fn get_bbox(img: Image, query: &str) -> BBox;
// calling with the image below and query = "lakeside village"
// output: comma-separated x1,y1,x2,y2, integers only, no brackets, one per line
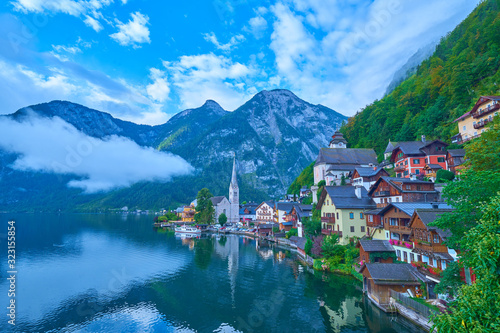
154,96,499,331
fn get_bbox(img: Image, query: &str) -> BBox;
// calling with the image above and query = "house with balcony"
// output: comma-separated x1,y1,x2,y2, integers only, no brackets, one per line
409,208,456,272
255,201,275,223
181,204,196,222
275,202,297,231
351,167,389,191
286,204,312,237
367,177,439,208
317,186,375,244
389,137,448,178
453,96,500,143
239,203,258,224
313,132,378,185
446,149,466,174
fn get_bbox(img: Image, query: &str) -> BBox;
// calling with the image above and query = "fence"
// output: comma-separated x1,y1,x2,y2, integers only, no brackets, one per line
390,290,435,319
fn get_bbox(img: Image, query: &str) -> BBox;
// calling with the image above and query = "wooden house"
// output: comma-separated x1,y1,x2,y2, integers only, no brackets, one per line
454,96,500,143
367,177,439,208
351,166,389,191
408,209,455,271
361,263,422,309
357,239,395,264
446,149,466,174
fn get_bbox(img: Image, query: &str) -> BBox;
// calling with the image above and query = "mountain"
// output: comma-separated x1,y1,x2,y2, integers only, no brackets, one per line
0,89,346,212
384,41,438,96
341,0,500,157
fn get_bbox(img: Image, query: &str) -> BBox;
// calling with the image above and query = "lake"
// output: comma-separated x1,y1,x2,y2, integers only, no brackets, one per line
0,214,427,332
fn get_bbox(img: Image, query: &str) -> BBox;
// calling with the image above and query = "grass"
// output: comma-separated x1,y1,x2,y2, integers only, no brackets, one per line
410,297,441,312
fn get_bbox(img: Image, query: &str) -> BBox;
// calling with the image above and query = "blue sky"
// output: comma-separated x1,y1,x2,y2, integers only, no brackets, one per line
0,0,481,124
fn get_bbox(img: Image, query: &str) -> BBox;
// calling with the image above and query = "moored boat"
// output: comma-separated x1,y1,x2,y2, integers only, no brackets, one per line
175,225,201,234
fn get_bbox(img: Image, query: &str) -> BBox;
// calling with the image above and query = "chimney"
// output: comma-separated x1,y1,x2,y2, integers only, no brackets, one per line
431,203,439,209
410,174,417,181
421,135,426,143
355,186,362,199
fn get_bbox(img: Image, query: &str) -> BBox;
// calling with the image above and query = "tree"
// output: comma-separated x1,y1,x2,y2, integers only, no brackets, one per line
340,174,346,186
194,188,215,224
303,217,321,238
321,234,343,258
436,169,455,183
305,238,313,255
433,261,464,298
241,201,247,205
218,213,227,225
285,228,298,239
432,194,500,332
464,119,500,172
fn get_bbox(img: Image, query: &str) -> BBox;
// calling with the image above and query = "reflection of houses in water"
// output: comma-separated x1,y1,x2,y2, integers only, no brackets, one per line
255,238,274,260
214,235,239,307
320,298,363,332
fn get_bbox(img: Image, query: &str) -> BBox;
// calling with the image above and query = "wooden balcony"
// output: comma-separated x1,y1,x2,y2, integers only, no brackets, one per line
473,103,499,118
374,191,391,197
387,224,411,234
321,217,336,223
322,229,343,237
414,241,449,253
394,165,405,172
473,117,492,129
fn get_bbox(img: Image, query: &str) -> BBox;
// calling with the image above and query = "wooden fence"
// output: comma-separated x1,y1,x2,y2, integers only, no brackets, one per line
390,290,435,319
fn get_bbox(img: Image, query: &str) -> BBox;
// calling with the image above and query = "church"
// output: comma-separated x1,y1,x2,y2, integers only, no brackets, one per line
211,157,240,223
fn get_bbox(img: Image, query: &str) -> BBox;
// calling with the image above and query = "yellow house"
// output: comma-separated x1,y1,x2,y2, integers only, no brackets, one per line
182,205,196,222
317,186,376,245
454,96,500,143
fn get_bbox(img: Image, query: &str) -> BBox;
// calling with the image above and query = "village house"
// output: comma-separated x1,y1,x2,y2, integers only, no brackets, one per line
255,201,275,223
317,186,376,244
367,177,439,208
357,239,395,264
446,149,466,174
293,204,313,237
299,186,312,198
361,263,423,309
383,140,398,161
239,203,258,225
313,132,378,186
351,166,389,191
275,202,297,230
281,204,313,234
409,208,456,271
181,204,196,222
453,96,500,144
389,137,448,178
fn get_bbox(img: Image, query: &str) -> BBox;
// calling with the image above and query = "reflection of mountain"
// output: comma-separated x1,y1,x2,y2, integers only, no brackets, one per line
321,298,363,332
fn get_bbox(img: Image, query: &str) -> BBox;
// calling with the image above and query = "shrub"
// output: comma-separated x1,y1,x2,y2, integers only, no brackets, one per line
436,169,455,183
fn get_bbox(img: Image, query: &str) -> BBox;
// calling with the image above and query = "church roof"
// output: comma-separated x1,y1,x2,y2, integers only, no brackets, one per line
230,156,238,187
210,196,227,206
316,148,377,166
384,141,398,153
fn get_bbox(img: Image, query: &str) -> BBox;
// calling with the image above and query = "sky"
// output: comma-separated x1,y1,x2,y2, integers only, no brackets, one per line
0,0,481,125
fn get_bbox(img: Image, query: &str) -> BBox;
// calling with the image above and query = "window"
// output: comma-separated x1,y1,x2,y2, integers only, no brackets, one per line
349,212,354,219
429,257,433,266
390,218,398,226
361,226,365,232
350,226,355,232
416,185,421,190
405,185,411,190
394,208,398,213
368,215,373,222
413,159,420,164
336,212,339,220
474,131,478,136
425,158,429,164
396,197,399,202
396,250,401,259
404,170,409,176
415,169,420,175
437,157,445,163
403,252,408,262
405,160,408,165
473,121,477,126
463,125,466,131
360,213,364,219
410,253,415,262
433,234,440,243
388,198,392,203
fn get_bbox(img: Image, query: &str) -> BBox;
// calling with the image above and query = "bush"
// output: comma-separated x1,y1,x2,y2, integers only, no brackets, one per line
305,238,313,255
285,228,298,239
436,169,455,183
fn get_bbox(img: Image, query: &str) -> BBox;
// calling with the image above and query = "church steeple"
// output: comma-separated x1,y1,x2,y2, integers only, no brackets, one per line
228,154,239,223
230,156,238,188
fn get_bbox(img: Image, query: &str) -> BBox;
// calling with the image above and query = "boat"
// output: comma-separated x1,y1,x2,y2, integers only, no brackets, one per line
175,225,201,234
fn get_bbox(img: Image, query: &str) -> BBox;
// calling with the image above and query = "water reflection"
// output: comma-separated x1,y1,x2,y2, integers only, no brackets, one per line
0,215,426,333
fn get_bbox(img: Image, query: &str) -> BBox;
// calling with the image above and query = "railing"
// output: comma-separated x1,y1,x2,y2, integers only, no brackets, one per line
388,225,411,234
321,229,342,237
474,117,492,129
374,191,391,197
321,217,335,223
390,290,435,319
394,165,405,172
473,103,499,118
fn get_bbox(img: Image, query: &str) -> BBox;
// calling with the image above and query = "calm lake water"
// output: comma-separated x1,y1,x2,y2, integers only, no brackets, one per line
0,214,427,332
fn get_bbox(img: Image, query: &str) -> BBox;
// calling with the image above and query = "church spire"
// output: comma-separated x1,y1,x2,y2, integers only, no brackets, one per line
230,154,238,188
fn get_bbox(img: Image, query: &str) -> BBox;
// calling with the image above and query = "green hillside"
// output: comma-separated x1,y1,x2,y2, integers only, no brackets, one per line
341,0,500,157
287,161,314,195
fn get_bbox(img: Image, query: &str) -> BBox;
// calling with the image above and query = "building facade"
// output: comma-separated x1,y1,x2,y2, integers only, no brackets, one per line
454,96,500,143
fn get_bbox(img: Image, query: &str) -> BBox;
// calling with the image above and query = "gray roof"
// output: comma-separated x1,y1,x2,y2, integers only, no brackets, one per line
354,166,386,178
414,209,454,239
276,202,297,212
359,239,395,252
426,164,443,170
447,149,466,157
296,204,313,219
394,141,425,155
368,176,437,196
210,196,227,206
239,205,257,215
378,202,453,217
289,236,307,250
315,148,377,166
384,141,398,153
323,186,376,209
362,263,421,284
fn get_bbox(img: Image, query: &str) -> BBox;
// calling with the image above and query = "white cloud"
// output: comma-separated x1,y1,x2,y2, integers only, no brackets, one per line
146,68,170,103
163,53,256,110
246,16,268,39
0,113,193,193
110,12,151,47
202,32,245,52
52,44,82,55
84,14,103,32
